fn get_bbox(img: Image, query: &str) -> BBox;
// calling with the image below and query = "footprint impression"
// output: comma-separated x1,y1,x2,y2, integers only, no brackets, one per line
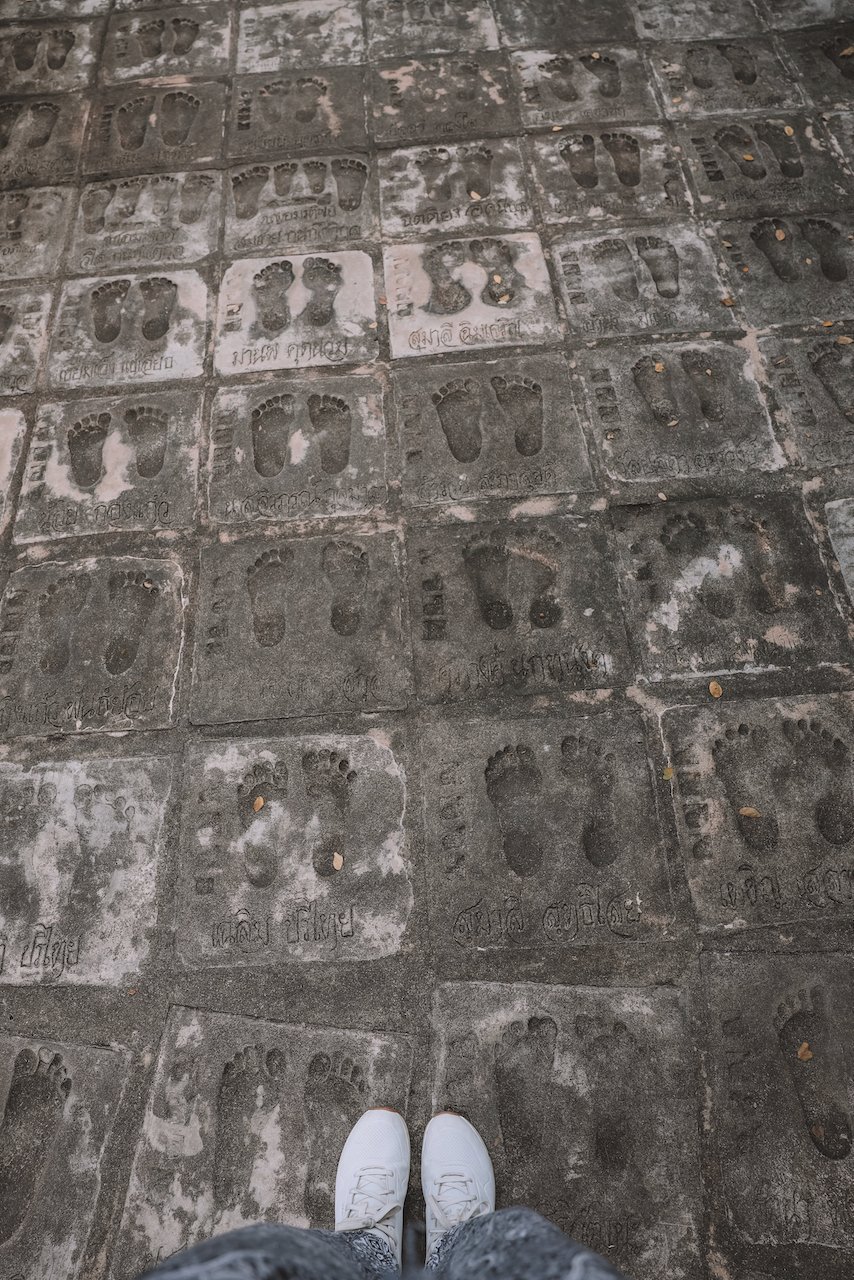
212,1044,288,1217
0,1047,72,1246
303,1052,366,1224
236,758,289,888
37,573,91,675
302,748,357,877
774,986,852,1160
103,570,159,676
430,376,543,464
493,1015,557,1196
321,540,369,637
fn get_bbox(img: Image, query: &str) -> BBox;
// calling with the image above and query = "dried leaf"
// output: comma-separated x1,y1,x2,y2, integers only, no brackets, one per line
671,95,682,104
742,152,754,161
657,491,667,501
654,361,665,372
784,125,795,136
775,229,786,241
721,239,732,247
591,50,600,59
378,295,387,305
470,191,481,200
823,320,835,327
551,124,562,131
837,335,853,345
253,795,264,813
739,806,761,818
841,45,854,56
497,293,510,303
709,680,723,699
721,297,735,307
493,273,502,282
797,1041,814,1062
663,765,674,781
667,418,680,428
332,852,344,871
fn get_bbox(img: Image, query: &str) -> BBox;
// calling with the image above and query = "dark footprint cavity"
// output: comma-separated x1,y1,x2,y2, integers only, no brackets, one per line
236,760,288,886
714,124,766,179
139,276,177,341
431,379,483,463
484,743,544,876
464,539,512,630
136,18,165,58
544,55,578,102
750,218,799,282
415,147,453,202
493,1016,557,1172
559,133,599,190
800,218,848,283
179,172,214,225
67,412,110,488
294,76,326,123
81,184,115,234
272,161,298,198
560,734,620,867
713,722,780,854
491,375,543,457
232,167,269,220
580,51,621,97
302,749,357,877
124,404,168,477
808,340,854,421
171,17,200,55
114,178,145,221
823,33,854,82
459,145,493,199
685,45,715,89
303,160,327,196
258,80,291,131
422,241,471,315
602,131,641,187
681,350,726,423
307,393,352,475
301,256,342,326
45,28,75,71
116,96,153,151
37,574,90,675
0,305,14,345
213,1046,287,1215
0,1048,71,1246
782,717,854,847
90,278,130,344
0,103,23,150
26,101,60,149
246,548,293,648
250,394,294,478
632,354,680,425
105,570,159,675
253,260,295,333
303,1053,366,1223
158,90,200,147
469,238,524,307
591,237,639,301
717,42,757,85
12,29,40,71
757,121,803,178
775,987,852,1160
321,540,369,637
515,530,562,628
635,234,680,298
331,157,367,211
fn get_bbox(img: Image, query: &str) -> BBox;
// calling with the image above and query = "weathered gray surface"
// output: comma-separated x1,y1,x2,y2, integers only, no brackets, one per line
2,0,854,1278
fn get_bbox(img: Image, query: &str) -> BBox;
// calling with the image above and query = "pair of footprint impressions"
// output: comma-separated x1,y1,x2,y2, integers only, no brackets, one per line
559,132,647,190
431,375,543,462
66,405,168,487
386,61,486,107
680,43,760,88
89,277,177,345
704,122,804,181
422,238,525,315
539,52,622,101
0,99,61,151
122,16,200,59
414,145,494,203
113,91,200,151
81,174,214,233
588,234,680,301
247,541,368,645
463,534,561,631
749,217,849,284
231,158,368,220
2,26,75,72
251,392,352,477
235,749,356,881
237,77,329,132
37,570,160,677
253,258,342,333
630,351,727,425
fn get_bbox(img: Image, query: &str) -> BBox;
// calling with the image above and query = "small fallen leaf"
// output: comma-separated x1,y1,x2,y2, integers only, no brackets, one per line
551,124,562,131
332,851,344,871
742,152,754,161
705,368,712,376
797,1041,814,1062
822,320,835,327
493,273,502,282
742,265,750,273
654,360,665,372
253,795,264,813
470,191,481,200
671,95,682,104
127,987,138,996
739,806,761,818
591,50,600,59
497,293,510,303
663,765,674,781
378,295,387,305
841,45,854,56
784,125,795,136
721,239,732,247
657,491,667,501
837,335,853,345
721,297,735,306
775,228,786,241
667,417,680,428
709,680,723,699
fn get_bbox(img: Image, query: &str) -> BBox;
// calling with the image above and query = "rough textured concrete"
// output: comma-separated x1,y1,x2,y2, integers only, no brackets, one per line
0,2,853,1279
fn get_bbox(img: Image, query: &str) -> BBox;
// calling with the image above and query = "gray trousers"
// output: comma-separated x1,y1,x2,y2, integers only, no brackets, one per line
138,1208,628,1279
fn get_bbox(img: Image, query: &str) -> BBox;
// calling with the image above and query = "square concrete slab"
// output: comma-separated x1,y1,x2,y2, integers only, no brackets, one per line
784,26,854,109
758,325,854,469
650,38,805,118
677,115,852,216
826,497,854,605
703,953,854,1246
215,251,379,375
191,531,410,724
392,351,592,507
406,518,630,704
0,1034,129,1278
575,337,785,491
0,92,88,188
492,0,637,48
49,270,208,390
176,731,413,965
0,18,99,93
14,389,200,542
0,285,50,396
634,0,764,38
664,693,854,931
1,0,108,13
110,1006,412,1273
228,67,367,161
764,0,852,30
0,554,185,736
378,138,532,240
420,709,672,949
825,110,854,169
432,982,701,1279
85,83,226,175
612,496,852,680
384,234,560,359
207,375,386,525
225,155,376,256
69,171,221,274
552,221,736,339
365,0,499,59
714,213,854,326
511,46,662,130
0,408,26,533
101,3,230,82
530,126,690,225
237,1,365,72
0,754,171,984
0,185,74,280
371,54,518,146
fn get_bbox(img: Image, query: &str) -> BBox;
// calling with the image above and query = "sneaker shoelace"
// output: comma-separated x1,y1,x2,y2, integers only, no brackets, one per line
428,1171,485,1232
335,1165,402,1248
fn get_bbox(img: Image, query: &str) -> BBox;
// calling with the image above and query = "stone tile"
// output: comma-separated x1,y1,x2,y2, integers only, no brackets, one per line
0,286,50,399
0,554,185,736
0,1034,129,1278
406,518,630,704
0,408,25,535
703,953,854,1245
826,497,854,603
225,155,376,256
384,234,560,359
191,532,410,724
762,0,852,30
575,337,784,491
0,185,73,280
14,389,200,542
176,731,413,966
1,0,108,14
492,0,637,48
432,982,701,1278
677,115,852,216
237,1,365,72
714,212,854,326
511,46,662,130
100,3,230,83
69,171,221,274
650,38,805,118
421,709,673,950
0,754,171,984
111,1007,413,1271
392,351,593,507
378,138,532,240
214,251,379,376
611,496,851,680
49,270,207,391
530,125,690,226
552,221,736,339
85,83,226,175
634,0,764,39
664,694,854,932
0,92,88,188
0,18,100,93
795,33,854,110
228,67,367,161
370,54,517,147
365,0,500,59
824,109,854,169
207,375,386,525
758,325,854,469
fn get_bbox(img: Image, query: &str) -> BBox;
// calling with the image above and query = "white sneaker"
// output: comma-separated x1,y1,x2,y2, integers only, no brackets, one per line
335,1108,410,1269
421,1112,495,1260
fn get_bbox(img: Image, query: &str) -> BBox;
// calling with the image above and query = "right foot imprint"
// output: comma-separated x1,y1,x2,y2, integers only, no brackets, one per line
124,404,168,478
464,539,512,630
808,341,854,421
484,743,544,876
306,393,352,475
774,987,852,1160
104,570,159,675
321,540,369,637
139,276,177,342
490,376,543,457
560,734,620,867
750,218,799,282
331,157,367,211
635,235,680,298
712,722,780,854
301,256,343,326
247,548,293,647
158,90,199,148
0,1048,71,1246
